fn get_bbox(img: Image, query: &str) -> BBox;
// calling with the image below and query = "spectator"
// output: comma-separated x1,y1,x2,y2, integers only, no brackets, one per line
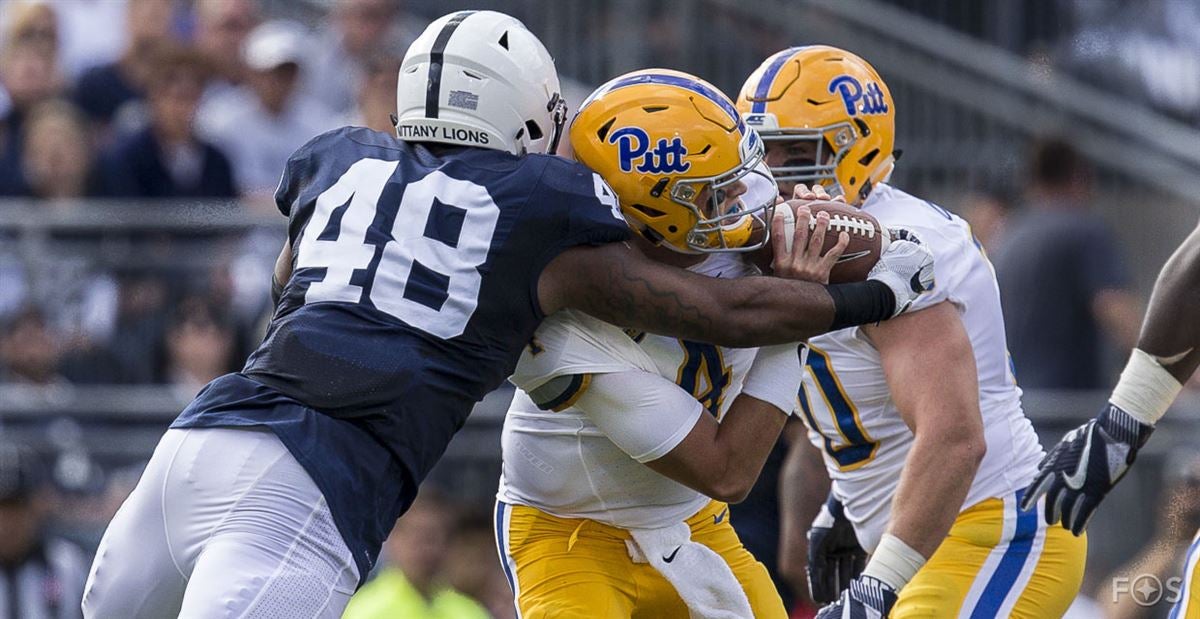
343,492,489,619
0,6,65,196
0,307,65,385
39,0,129,80
992,138,1141,389
1093,449,1200,618
95,43,236,199
443,515,518,619
193,0,260,101
198,20,335,197
347,51,400,133
22,100,100,200
73,0,176,135
0,441,88,618
304,0,421,116
959,187,1015,254
159,296,237,396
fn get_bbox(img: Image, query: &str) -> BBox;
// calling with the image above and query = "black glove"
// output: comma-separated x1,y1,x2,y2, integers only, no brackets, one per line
807,493,867,603
1020,403,1154,535
814,575,899,619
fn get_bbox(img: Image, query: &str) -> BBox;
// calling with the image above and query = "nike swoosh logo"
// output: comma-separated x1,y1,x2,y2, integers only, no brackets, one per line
713,507,729,525
662,546,681,563
1064,427,1094,491
835,250,871,263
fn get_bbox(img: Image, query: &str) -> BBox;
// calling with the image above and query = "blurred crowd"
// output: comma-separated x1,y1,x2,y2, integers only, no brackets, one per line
0,0,421,392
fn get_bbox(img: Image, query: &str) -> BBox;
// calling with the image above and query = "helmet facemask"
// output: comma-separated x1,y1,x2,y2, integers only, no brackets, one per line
759,121,857,200
670,149,776,253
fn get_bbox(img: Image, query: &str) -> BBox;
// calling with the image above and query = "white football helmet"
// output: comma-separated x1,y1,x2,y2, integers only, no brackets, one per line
395,10,567,156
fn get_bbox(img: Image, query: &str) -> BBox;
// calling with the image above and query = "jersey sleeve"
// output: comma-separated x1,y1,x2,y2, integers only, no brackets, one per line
572,370,706,463
886,219,967,314
273,128,353,217
528,156,632,253
510,309,657,396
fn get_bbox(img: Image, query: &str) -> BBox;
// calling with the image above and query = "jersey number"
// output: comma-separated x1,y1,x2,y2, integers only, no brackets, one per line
294,159,500,339
676,341,731,418
798,346,879,470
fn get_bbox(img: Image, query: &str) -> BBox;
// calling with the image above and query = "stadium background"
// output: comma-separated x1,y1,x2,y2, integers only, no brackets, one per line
2,0,1199,617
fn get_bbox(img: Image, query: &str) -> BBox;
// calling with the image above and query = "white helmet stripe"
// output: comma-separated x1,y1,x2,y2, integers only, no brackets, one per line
424,10,476,119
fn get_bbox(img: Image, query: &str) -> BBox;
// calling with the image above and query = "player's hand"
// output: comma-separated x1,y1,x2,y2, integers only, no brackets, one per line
814,575,898,619
866,228,934,317
807,494,867,603
1020,403,1154,535
792,183,844,203
771,189,849,284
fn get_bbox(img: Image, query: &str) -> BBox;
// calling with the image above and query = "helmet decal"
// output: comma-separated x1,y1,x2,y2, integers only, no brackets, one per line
424,10,476,119
605,73,745,134
610,127,690,174
750,47,804,114
828,75,889,117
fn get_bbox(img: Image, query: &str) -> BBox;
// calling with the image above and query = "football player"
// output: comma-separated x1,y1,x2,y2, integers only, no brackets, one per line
737,46,1087,618
1023,224,1200,617
494,69,913,619
81,13,934,617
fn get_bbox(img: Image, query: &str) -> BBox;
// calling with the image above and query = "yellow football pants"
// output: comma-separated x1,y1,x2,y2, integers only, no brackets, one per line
894,489,1087,618
493,499,786,618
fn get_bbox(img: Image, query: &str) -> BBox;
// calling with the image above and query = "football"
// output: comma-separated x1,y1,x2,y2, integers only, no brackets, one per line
804,200,888,284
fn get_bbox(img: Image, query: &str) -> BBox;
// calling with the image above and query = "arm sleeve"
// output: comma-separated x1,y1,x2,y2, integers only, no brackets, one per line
527,157,631,257
572,370,706,463
739,343,805,414
510,309,657,393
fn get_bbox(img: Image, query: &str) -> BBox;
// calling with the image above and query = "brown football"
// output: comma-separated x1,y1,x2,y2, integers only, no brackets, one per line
804,200,888,284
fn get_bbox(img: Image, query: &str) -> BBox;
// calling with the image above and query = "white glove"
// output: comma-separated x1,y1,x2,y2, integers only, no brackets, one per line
867,228,934,317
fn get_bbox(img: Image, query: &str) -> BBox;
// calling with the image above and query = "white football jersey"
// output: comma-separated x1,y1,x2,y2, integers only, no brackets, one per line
800,183,1043,552
499,252,765,528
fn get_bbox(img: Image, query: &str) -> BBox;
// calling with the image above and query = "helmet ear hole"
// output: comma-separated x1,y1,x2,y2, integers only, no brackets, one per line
596,118,615,141
630,203,667,218
524,120,544,140
858,149,879,167
498,31,509,49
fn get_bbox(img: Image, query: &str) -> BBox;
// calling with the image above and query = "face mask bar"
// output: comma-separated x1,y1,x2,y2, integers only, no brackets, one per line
671,148,776,253
545,93,567,153
759,121,858,199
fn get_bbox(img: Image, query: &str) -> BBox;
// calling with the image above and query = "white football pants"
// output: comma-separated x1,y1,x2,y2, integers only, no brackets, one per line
82,427,360,619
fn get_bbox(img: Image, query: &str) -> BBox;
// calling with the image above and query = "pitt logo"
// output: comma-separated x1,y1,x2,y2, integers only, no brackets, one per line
828,75,888,117
610,127,690,174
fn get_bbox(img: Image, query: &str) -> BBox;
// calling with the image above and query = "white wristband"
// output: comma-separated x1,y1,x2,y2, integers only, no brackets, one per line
1110,348,1183,426
862,533,926,591
740,343,804,415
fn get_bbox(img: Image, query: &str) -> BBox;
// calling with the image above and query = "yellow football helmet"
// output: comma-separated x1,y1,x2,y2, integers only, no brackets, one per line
570,69,772,253
736,46,896,205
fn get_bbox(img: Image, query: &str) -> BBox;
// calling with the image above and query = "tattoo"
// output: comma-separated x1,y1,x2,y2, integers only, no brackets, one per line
576,253,718,339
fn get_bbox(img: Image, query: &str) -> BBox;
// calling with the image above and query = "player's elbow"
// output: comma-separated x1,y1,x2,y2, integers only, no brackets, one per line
914,411,986,473
704,465,757,504
941,423,987,472
707,479,753,504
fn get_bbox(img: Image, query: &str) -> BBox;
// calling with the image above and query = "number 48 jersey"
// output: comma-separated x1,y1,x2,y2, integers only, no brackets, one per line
174,127,629,576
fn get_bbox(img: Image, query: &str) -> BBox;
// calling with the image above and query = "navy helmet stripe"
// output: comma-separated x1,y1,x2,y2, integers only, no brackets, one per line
425,10,476,119
751,47,804,114
604,73,745,134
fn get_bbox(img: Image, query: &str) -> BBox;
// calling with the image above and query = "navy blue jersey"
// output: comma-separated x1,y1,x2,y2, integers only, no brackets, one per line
173,127,629,581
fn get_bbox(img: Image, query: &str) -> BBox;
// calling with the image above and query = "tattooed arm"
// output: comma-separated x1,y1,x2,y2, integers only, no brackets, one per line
539,241,838,347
